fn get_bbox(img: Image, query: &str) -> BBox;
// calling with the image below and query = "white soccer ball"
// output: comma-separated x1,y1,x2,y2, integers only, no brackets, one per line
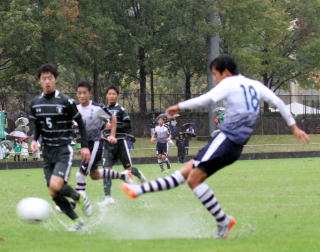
16,197,51,222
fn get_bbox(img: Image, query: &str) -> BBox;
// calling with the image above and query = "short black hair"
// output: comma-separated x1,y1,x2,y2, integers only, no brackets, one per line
209,55,239,75
105,85,119,95
77,81,92,92
37,64,58,79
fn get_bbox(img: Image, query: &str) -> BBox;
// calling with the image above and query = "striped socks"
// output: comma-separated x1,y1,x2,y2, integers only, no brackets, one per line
140,170,185,194
158,159,164,171
98,168,123,180
75,170,87,191
193,183,227,224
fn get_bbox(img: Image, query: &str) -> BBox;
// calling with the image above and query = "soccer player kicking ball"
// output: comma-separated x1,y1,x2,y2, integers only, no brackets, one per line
151,116,172,173
122,55,309,239
30,64,92,231
74,81,134,202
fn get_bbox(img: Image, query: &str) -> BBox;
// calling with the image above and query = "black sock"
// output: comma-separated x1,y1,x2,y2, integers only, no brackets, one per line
53,194,78,220
131,167,142,179
60,184,80,201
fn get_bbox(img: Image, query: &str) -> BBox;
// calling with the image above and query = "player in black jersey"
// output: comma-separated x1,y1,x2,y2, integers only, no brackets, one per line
29,64,92,231
99,85,146,206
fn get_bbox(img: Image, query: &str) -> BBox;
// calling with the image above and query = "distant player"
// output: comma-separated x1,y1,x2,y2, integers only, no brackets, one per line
100,85,146,206
122,55,309,238
29,64,92,231
74,81,134,200
151,116,172,173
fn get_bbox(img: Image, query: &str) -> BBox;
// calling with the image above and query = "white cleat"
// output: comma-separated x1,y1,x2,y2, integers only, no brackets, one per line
55,205,62,213
121,170,135,184
67,220,84,232
97,196,116,207
78,191,93,217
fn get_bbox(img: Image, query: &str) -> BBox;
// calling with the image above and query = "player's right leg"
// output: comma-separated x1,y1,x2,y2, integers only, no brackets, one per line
122,160,192,198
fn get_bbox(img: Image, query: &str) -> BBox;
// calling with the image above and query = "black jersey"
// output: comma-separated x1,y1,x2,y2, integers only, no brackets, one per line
102,103,131,139
29,90,88,147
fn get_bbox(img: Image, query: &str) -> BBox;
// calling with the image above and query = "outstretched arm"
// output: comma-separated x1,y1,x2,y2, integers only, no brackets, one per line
290,124,309,145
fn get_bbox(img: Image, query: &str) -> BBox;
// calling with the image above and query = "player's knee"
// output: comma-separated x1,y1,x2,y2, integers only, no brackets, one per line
187,171,205,189
187,176,200,189
48,185,60,197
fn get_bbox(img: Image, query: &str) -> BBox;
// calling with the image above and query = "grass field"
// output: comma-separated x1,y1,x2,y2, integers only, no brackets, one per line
0,158,320,252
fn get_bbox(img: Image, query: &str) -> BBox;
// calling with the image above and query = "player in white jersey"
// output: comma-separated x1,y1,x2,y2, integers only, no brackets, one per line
73,82,134,204
151,116,172,173
122,55,309,239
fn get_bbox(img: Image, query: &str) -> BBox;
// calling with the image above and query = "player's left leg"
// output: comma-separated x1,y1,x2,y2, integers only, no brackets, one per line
186,132,243,238
187,168,235,239
54,145,93,218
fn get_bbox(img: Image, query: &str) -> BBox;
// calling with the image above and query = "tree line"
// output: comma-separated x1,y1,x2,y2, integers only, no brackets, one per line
0,0,319,113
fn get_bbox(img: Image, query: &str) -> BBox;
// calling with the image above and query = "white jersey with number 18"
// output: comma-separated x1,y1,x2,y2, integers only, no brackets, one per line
179,74,295,145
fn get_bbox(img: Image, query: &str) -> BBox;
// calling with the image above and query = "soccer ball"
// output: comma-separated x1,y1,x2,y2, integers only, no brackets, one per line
16,197,51,222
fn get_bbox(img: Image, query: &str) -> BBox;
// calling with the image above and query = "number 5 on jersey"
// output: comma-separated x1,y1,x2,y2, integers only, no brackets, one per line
46,117,53,128
240,85,260,111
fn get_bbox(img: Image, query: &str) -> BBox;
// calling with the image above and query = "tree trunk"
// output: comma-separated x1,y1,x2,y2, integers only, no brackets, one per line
185,72,192,100
263,73,269,112
139,47,147,113
92,59,98,102
150,70,154,112
206,9,220,134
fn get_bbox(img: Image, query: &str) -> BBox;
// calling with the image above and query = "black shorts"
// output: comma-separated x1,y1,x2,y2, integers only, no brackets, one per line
103,139,132,169
79,140,103,174
194,132,243,177
42,145,74,185
156,142,168,156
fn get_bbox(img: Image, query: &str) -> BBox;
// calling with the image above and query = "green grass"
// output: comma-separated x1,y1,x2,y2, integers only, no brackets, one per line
0,158,319,251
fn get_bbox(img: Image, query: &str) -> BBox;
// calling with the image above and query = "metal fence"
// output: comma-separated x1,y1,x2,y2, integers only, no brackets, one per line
1,91,320,115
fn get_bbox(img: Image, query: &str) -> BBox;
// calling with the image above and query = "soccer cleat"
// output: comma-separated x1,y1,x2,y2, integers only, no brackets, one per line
67,219,84,232
55,205,62,213
215,216,236,239
77,191,93,217
69,199,76,210
161,169,168,174
121,183,142,199
121,170,135,184
97,196,115,207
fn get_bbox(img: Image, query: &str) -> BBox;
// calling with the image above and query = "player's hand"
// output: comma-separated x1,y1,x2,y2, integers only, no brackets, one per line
80,147,91,163
165,104,180,119
31,140,39,153
107,135,117,144
105,123,112,130
150,137,156,142
291,125,309,145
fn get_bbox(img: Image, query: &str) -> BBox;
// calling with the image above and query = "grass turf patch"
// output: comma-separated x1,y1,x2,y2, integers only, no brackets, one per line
0,158,319,251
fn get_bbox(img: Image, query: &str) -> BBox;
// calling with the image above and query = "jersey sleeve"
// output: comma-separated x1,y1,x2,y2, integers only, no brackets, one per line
258,82,296,126
179,82,228,110
97,107,111,122
65,98,81,119
118,107,131,133
28,100,41,141
65,98,88,147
